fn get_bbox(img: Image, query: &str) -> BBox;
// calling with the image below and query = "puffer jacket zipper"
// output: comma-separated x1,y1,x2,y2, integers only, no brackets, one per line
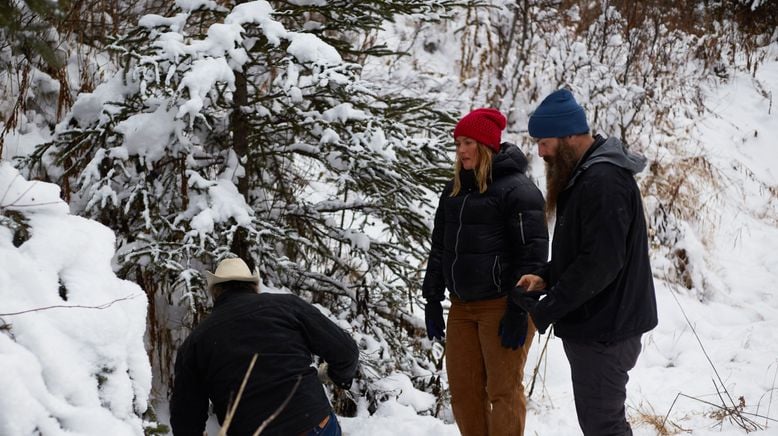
519,212,526,244
450,193,470,299
492,255,502,291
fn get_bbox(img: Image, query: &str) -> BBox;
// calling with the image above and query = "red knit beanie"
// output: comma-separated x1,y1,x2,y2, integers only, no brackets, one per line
453,108,507,152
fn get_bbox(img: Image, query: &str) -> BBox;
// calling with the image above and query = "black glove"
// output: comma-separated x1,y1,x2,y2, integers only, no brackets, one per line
498,299,528,350
424,299,445,340
327,369,353,390
511,286,551,334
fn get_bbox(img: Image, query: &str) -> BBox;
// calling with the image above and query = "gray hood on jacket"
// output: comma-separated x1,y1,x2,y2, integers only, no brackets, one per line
567,136,647,188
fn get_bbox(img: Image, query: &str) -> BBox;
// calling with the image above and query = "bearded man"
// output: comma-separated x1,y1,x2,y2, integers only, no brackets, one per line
512,89,658,436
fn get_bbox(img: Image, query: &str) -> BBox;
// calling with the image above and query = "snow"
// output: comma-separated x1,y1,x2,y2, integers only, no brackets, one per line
177,57,236,123
114,105,177,162
174,0,219,12
67,76,138,129
0,163,151,435
321,103,369,123
287,33,343,66
183,178,254,233
342,229,371,251
1,2,777,435
342,399,459,435
698,58,778,185
0,127,52,164
138,13,188,32
227,1,286,46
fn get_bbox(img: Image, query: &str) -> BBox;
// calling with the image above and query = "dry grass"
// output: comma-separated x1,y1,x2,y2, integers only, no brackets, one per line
630,401,689,436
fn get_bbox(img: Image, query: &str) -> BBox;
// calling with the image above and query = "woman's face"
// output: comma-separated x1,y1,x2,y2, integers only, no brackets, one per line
455,136,480,170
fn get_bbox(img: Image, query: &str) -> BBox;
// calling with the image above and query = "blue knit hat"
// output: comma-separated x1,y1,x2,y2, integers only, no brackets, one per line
528,89,589,138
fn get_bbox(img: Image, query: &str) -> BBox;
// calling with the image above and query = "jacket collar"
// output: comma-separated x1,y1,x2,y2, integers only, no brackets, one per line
565,135,647,189
457,142,530,191
213,289,257,308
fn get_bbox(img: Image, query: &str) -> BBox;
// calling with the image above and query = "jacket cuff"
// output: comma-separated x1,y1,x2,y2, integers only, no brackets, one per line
327,369,353,389
532,263,551,284
530,295,553,334
423,293,445,302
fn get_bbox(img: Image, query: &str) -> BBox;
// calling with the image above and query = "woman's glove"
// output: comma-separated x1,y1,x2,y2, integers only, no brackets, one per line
498,299,528,350
424,299,446,340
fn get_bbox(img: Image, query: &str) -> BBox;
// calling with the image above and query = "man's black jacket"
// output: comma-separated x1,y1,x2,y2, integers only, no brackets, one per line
170,291,359,436
522,135,658,342
422,142,548,302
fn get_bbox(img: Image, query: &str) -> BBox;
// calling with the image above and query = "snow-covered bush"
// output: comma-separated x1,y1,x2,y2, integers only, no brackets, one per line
0,162,151,435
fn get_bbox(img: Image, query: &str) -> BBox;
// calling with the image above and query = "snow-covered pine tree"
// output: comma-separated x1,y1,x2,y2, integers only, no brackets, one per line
24,0,460,413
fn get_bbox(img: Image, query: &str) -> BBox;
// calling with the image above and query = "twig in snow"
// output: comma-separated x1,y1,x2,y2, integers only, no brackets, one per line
662,391,776,431
665,283,764,430
767,361,778,428
709,379,762,431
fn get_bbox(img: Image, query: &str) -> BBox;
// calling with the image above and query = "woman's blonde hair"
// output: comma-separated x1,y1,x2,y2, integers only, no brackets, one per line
451,143,494,196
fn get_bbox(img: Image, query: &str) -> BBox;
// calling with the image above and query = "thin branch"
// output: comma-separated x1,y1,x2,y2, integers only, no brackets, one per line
712,379,763,431
252,375,302,436
661,392,682,429
0,173,22,206
1,180,38,209
0,294,143,316
219,353,258,436
2,200,65,209
527,328,552,398
767,361,778,427
666,284,740,412
662,391,776,430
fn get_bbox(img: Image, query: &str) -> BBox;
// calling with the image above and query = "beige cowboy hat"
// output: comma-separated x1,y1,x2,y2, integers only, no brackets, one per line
205,258,260,291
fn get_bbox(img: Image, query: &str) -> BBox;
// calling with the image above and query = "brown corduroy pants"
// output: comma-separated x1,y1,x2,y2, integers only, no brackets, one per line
446,296,536,436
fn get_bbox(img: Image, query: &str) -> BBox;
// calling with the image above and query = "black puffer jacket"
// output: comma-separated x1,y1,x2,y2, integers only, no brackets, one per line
422,143,548,302
526,135,658,342
170,291,359,436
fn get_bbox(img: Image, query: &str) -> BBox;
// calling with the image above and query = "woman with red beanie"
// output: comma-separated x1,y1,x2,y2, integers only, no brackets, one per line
422,108,548,435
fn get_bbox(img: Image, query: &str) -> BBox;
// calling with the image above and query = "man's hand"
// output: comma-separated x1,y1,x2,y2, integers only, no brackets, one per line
510,286,552,334
517,274,546,291
319,362,353,389
511,287,546,312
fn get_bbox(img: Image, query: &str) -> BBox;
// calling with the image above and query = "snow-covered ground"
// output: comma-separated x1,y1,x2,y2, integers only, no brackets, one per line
1,6,776,435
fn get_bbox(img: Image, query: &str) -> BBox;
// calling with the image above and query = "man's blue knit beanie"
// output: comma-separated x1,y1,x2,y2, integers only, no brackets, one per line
528,89,590,138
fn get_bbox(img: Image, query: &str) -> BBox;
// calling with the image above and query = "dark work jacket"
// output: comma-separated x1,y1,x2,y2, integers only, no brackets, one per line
528,135,658,342
422,142,548,302
169,291,359,436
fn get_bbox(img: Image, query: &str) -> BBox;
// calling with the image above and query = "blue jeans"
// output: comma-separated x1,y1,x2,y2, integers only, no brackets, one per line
303,411,341,436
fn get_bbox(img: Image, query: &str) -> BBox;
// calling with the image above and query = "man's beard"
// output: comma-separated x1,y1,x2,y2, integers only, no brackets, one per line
544,139,580,219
